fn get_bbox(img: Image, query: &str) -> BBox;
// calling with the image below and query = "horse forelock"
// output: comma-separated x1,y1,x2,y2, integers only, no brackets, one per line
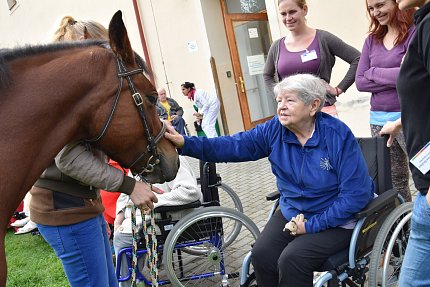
134,52,152,80
0,40,111,90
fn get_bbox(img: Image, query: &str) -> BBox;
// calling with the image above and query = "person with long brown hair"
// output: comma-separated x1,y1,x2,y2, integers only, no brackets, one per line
355,0,415,202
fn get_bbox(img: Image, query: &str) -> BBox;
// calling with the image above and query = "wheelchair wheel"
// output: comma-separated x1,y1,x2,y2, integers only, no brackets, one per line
192,182,243,253
197,182,243,213
368,202,413,287
162,206,260,287
219,183,243,213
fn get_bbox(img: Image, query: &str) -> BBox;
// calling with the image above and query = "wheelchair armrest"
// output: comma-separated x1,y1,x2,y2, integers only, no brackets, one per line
266,191,280,201
154,200,201,213
355,189,398,219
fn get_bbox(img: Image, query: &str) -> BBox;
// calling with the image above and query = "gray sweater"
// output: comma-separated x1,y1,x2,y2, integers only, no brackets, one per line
263,29,360,104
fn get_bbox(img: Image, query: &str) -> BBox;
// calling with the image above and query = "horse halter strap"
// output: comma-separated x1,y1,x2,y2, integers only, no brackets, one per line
116,57,166,174
86,55,165,175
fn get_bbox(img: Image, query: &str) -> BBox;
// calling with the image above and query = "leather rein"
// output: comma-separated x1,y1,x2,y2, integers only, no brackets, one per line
86,56,166,176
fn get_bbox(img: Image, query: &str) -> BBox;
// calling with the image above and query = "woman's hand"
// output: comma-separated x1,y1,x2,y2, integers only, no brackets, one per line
193,112,203,120
324,82,342,97
129,181,163,210
164,122,185,148
292,216,307,235
380,119,402,147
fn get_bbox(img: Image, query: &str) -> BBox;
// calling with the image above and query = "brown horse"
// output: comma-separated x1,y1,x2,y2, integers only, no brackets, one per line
0,11,178,286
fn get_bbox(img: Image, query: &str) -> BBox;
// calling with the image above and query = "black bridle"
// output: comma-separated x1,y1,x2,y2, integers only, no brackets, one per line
86,56,166,175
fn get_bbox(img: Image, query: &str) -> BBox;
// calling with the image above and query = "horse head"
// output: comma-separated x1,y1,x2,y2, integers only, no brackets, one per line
90,11,179,183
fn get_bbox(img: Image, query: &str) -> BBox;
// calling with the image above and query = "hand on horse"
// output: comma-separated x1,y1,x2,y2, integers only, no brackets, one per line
129,181,163,211
164,121,185,148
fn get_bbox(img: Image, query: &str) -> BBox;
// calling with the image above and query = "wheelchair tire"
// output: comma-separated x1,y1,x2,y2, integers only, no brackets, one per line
163,206,260,287
368,202,413,287
218,183,244,213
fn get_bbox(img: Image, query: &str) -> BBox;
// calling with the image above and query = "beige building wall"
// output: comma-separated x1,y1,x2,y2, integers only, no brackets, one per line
138,0,243,135
0,0,142,55
138,0,219,135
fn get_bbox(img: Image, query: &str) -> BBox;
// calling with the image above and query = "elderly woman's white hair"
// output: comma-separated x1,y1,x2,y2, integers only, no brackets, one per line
274,74,326,111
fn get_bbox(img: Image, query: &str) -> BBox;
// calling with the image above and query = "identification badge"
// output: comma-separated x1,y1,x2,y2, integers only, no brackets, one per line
410,141,430,174
300,50,318,63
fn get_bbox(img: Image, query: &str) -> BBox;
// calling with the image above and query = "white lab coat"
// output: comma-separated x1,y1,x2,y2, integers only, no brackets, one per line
193,89,220,138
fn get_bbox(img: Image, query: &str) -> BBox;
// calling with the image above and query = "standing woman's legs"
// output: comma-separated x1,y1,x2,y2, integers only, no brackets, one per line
398,192,430,286
99,214,118,286
201,100,220,138
37,214,118,287
371,124,411,201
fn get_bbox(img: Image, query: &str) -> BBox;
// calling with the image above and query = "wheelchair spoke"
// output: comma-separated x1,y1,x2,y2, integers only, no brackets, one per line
368,202,413,287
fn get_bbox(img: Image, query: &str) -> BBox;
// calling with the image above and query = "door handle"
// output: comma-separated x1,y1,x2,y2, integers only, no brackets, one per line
239,76,245,93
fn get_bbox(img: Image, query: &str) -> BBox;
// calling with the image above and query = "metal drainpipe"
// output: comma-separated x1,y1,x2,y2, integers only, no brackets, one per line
132,0,155,86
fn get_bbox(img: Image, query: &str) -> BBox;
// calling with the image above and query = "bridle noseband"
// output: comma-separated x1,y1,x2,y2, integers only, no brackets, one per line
86,55,166,176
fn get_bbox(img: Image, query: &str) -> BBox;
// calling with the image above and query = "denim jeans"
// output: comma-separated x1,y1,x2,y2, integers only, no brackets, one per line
37,214,118,287
398,192,430,286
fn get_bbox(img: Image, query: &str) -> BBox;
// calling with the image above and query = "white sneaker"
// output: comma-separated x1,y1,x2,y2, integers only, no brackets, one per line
10,217,30,228
14,220,37,235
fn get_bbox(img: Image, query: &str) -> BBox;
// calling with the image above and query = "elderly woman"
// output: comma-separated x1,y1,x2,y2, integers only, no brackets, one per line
165,73,374,287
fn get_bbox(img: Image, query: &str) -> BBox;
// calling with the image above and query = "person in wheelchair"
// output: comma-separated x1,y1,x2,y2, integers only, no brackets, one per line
156,87,187,135
113,156,202,287
165,73,374,287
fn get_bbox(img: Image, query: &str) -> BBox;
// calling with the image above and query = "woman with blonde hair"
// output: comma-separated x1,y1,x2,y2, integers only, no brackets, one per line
263,0,360,117
53,16,108,41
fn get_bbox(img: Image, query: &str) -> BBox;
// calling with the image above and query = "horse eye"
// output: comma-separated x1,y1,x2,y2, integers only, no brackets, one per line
147,93,158,105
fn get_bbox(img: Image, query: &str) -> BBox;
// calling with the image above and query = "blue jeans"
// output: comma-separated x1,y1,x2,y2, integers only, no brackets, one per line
37,214,118,287
398,192,430,286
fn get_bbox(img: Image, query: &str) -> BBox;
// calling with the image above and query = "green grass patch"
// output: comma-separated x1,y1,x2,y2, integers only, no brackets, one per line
5,229,68,287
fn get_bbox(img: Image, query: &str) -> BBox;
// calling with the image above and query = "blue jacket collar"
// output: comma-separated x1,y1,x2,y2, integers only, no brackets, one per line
282,112,322,147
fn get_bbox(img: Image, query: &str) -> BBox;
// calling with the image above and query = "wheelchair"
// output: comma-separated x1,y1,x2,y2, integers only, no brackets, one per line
115,161,259,286
240,136,413,287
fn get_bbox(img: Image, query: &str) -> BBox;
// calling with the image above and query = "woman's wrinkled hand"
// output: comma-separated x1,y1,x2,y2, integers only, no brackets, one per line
164,122,185,148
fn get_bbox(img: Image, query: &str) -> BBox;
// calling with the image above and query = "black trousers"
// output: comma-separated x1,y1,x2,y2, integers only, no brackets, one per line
251,210,353,287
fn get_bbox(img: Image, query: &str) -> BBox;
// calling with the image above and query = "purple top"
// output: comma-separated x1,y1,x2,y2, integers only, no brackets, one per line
355,27,416,112
277,34,321,79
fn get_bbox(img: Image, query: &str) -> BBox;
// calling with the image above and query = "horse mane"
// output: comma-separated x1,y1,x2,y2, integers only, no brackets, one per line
0,40,108,89
0,40,151,90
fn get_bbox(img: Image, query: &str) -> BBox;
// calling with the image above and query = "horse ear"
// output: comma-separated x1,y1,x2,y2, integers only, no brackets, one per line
109,10,135,65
